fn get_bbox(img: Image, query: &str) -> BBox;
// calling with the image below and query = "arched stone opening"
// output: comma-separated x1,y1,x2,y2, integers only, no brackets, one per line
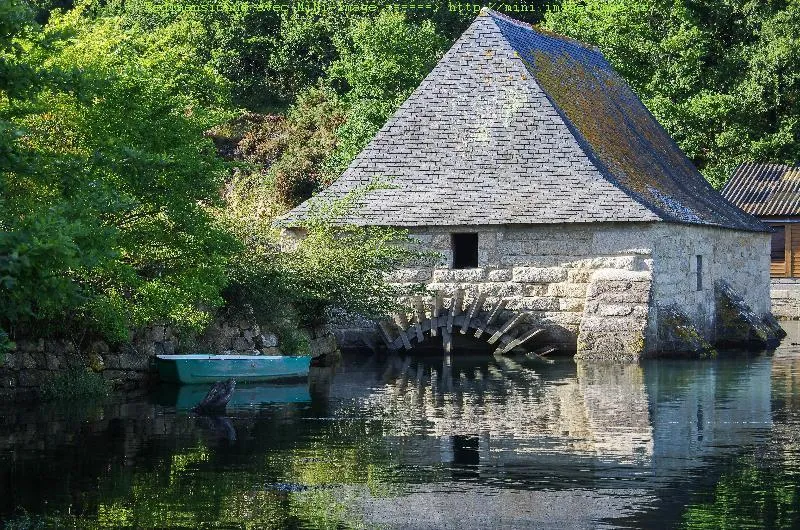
377,289,557,358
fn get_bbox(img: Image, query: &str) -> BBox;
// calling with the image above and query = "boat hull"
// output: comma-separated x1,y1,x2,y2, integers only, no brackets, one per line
156,354,311,384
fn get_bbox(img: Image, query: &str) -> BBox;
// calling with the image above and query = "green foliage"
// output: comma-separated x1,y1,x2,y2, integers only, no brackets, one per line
39,367,111,400
682,456,800,529
101,0,288,109
1,3,239,342
252,86,347,207
544,0,800,188
99,0,482,110
3,1,443,359
2,510,55,530
208,85,347,211
328,10,444,103
266,9,341,106
0,0,35,83
323,10,446,179
224,181,429,331
210,10,447,209
282,181,430,325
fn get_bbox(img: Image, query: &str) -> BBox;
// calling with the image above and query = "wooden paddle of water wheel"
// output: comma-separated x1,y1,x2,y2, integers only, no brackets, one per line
376,289,556,359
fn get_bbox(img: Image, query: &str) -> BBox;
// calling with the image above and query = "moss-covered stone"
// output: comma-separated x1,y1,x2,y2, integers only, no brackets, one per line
656,305,716,358
715,280,786,349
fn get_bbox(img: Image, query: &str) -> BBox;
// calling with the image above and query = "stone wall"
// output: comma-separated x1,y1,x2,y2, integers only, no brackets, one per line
382,223,655,353
647,224,771,345
354,222,772,359
770,278,800,319
1,319,339,400
576,269,652,362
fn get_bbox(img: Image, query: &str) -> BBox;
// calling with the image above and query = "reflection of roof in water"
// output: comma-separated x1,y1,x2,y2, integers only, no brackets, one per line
281,10,766,232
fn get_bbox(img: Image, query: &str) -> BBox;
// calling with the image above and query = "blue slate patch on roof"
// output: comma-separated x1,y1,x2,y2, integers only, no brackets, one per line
280,9,767,233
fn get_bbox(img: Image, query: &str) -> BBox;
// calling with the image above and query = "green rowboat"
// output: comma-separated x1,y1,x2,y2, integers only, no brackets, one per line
156,354,311,384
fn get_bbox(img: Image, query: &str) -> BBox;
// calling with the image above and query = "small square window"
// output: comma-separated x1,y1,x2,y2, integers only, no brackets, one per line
452,233,478,269
696,255,703,291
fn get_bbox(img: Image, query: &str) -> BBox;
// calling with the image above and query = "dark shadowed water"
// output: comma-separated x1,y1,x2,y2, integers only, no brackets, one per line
2,330,800,529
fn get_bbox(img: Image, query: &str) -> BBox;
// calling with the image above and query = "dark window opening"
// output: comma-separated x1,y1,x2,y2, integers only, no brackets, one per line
452,233,479,269
771,226,786,262
696,255,703,291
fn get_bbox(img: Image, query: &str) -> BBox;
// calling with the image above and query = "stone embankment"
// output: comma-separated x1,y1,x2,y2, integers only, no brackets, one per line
771,279,800,319
0,319,339,400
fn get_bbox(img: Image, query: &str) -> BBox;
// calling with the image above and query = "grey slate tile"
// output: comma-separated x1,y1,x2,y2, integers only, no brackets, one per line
280,9,766,233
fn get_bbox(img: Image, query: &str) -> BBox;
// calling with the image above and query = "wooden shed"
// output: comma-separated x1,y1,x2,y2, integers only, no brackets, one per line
722,163,800,278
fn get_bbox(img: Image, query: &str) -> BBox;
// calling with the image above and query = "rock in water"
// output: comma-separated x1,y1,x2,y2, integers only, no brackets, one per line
715,280,786,349
191,379,236,414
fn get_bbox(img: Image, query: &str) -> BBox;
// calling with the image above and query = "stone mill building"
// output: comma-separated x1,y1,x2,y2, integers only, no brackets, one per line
281,9,783,360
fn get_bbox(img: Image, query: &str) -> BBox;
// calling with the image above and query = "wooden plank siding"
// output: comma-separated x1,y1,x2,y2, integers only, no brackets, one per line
770,224,786,277
770,260,786,277
769,222,800,278
792,225,800,276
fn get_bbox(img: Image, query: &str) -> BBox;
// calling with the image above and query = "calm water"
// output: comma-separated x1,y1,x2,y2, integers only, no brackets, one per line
1,334,799,529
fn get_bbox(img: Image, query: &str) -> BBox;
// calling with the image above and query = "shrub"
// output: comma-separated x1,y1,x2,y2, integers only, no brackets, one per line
39,368,111,401
224,180,431,332
1,6,240,343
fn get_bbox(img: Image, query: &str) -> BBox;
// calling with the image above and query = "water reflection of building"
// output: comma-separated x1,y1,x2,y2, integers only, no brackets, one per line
341,355,654,464
645,357,773,482
335,353,775,482
328,353,777,528
771,347,800,464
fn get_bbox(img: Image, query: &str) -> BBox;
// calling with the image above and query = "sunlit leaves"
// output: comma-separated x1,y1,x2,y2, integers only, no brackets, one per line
1,3,238,341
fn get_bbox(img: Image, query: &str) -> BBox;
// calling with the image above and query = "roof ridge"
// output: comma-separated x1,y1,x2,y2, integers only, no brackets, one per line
480,11,665,224
485,12,670,223
484,8,603,55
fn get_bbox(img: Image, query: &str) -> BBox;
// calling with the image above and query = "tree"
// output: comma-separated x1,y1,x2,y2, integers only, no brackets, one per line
1,4,239,342
544,0,800,188
215,9,449,211
223,181,430,354
323,9,447,181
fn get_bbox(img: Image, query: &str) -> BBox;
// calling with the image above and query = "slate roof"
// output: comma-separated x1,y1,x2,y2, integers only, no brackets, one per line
721,162,800,217
280,9,767,232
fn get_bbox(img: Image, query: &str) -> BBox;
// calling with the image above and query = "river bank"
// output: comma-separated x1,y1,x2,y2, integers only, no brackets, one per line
0,319,339,401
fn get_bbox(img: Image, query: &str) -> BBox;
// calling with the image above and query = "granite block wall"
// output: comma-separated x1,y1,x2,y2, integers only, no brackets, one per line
375,222,772,358
770,278,800,319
